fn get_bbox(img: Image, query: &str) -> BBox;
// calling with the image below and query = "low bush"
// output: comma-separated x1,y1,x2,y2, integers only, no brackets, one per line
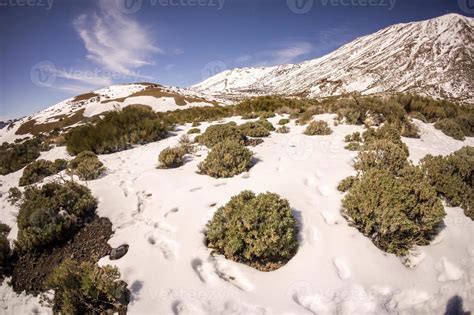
205,191,298,271
278,118,290,125
19,159,67,186
198,140,253,178
16,181,97,251
345,142,361,151
191,121,201,127
434,119,466,141
354,140,409,175
362,124,408,153
44,259,129,314
239,121,270,138
66,106,170,155
342,168,445,256
178,134,194,154
276,126,290,134
304,120,333,136
345,132,361,143
420,146,473,219
400,120,421,138
7,187,22,205
337,176,356,192
198,123,246,148
158,146,186,169
68,151,105,181
0,223,11,277
0,138,44,175
187,128,201,134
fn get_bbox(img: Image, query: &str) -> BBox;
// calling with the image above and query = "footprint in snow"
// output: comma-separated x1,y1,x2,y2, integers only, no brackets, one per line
333,258,351,280
190,187,203,192
165,207,179,217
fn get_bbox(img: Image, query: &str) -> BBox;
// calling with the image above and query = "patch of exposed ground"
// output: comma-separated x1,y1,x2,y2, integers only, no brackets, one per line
10,216,113,295
15,109,86,136
103,86,219,106
73,92,99,103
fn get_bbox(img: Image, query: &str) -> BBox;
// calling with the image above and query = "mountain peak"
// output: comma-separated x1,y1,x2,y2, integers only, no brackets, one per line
192,14,474,103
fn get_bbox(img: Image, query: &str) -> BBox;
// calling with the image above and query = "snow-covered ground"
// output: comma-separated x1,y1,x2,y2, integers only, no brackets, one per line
1,115,473,314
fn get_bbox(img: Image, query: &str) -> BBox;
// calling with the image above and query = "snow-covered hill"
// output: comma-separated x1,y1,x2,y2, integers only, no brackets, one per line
192,14,474,103
0,83,224,143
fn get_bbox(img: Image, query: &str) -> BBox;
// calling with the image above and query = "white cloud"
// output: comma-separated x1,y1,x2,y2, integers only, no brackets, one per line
73,0,161,78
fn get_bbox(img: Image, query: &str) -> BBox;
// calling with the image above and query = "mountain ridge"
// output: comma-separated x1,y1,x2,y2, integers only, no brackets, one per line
191,13,474,103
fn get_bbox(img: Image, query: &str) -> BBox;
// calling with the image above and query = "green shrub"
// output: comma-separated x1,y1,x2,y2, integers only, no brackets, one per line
276,126,290,134
191,121,201,127
0,223,11,277
205,191,298,271
278,118,290,125
400,120,421,138
345,132,361,143
258,111,276,119
434,119,466,141
68,151,105,181
19,159,67,186
337,176,356,192
44,259,129,314
342,168,445,256
178,134,195,154
420,146,473,219
187,128,201,134
16,181,97,251
198,140,253,178
0,138,43,175
66,106,170,155
158,146,186,169
239,120,272,138
241,112,259,120
362,124,407,151
354,140,409,175
345,142,361,151
7,187,22,205
304,120,333,136
198,123,246,148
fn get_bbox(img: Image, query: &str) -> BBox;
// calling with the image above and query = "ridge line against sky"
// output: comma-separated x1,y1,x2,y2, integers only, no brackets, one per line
0,0,472,120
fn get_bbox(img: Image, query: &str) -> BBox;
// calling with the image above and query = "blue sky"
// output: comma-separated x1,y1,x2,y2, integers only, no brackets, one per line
0,0,471,119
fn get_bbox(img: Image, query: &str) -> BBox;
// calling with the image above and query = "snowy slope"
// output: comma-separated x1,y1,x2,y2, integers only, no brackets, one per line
192,14,474,103
0,83,222,144
1,116,473,314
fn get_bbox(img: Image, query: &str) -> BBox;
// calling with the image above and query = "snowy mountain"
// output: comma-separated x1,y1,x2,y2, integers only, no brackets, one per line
192,14,474,103
0,83,224,143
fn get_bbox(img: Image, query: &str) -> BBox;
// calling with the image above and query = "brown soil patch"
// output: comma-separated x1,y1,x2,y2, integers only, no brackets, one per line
16,109,86,136
103,86,219,107
10,216,113,295
73,92,99,103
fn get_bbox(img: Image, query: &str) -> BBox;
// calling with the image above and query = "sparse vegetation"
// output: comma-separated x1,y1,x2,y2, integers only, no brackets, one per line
337,176,356,192
198,140,253,178
304,120,333,136
158,146,186,169
197,123,246,148
0,223,11,277
19,159,67,186
434,119,466,141
43,259,129,314
7,187,22,205
354,140,409,175
278,118,290,125
16,181,97,251
68,151,105,181
66,106,170,155
239,119,274,138
187,128,201,134
420,146,473,220
342,168,445,256
0,138,44,175
205,191,298,271
276,126,290,134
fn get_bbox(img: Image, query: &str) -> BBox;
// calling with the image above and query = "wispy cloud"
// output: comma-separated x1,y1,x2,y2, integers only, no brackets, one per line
45,0,161,93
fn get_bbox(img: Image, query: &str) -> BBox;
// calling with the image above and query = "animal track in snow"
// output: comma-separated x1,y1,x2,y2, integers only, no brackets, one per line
211,257,254,291
165,207,179,217
333,258,351,280
190,187,203,192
